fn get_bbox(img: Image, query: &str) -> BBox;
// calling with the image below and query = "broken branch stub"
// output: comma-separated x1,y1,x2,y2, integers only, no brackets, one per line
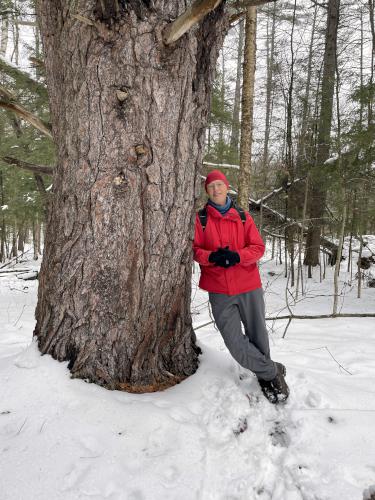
163,0,223,45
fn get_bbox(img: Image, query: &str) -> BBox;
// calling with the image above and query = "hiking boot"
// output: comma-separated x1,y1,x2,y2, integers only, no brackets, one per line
258,378,278,404
270,362,289,403
258,363,289,404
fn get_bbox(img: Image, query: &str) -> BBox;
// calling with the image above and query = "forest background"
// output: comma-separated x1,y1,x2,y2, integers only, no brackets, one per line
1,0,374,274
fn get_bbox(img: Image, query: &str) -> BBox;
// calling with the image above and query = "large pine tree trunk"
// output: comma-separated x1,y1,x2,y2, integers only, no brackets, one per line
35,1,227,392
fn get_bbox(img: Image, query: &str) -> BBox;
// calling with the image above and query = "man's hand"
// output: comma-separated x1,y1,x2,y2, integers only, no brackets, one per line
209,247,240,268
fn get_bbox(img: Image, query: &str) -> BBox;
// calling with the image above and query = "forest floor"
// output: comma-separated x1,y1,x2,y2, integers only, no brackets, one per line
1,244,375,500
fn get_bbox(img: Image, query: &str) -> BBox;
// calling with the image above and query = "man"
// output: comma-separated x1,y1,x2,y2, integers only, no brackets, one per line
193,169,289,404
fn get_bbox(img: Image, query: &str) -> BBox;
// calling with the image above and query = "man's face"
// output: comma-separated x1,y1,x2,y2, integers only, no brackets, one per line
206,180,228,206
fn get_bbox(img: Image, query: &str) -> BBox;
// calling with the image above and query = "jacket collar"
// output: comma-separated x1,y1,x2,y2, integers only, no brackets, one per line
206,202,241,220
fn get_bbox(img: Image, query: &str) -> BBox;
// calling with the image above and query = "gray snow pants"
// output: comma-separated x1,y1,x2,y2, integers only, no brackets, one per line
209,288,277,381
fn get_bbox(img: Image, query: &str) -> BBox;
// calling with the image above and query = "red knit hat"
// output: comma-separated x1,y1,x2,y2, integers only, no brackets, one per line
205,170,229,192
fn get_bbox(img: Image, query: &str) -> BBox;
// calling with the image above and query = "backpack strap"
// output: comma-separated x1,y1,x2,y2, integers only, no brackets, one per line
198,201,246,232
233,202,246,225
198,206,208,231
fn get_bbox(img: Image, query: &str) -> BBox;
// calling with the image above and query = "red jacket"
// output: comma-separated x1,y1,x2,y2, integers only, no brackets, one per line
193,204,265,295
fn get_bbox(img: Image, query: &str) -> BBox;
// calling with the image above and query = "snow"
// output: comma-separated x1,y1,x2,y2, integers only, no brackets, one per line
203,161,240,170
324,155,338,165
1,250,375,500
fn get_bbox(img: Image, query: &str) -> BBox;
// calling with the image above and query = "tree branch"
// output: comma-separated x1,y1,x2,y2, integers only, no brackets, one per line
230,0,277,9
194,312,375,330
309,0,328,9
229,11,246,24
0,56,47,99
163,0,223,45
268,313,375,319
163,0,279,44
2,156,54,175
29,57,45,70
0,86,52,138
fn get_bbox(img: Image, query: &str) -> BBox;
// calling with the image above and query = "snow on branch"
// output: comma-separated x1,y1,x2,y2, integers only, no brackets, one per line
203,161,239,170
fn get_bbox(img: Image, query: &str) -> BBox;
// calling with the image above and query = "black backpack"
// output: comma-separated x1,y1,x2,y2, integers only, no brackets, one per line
198,201,246,231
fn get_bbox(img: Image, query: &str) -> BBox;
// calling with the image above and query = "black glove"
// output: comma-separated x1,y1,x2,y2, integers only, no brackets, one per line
209,247,240,268
209,247,228,267
224,249,240,267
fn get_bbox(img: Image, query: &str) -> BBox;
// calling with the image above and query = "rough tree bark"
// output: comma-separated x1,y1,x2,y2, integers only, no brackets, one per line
229,18,244,158
218,48,226,163
34,0,227,392
304,0,340,266
238,5,257,209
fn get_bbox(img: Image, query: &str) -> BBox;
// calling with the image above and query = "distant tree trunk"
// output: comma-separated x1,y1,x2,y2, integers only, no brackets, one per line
230,19,244,159
34,21,42,81
0,171,5,262
0,14,9,56
18,221,26,252
285,0,297,287
11,10,20,66
218,49,225,163
332,56,344,316
33,217,41,260
360,6,364,126
357,234,363,298
238,6,257,209
34,1,227,392
262,1,276,181
368,0,375,124
11,225,17,258
304,0,340,266
37,219,42,255
296,2,317,171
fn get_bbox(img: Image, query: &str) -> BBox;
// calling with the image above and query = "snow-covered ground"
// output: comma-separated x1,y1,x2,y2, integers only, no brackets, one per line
1,248,375,500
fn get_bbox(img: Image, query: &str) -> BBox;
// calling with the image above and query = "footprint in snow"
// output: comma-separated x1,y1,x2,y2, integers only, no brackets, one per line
269,420,290,447
61,462,91,491
168,406,194,423
14,350,38,369
304,390,322,408
127,490,145,500
144,425,173,458
160,464,182,489
152,400,170,409
77,435,104,457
